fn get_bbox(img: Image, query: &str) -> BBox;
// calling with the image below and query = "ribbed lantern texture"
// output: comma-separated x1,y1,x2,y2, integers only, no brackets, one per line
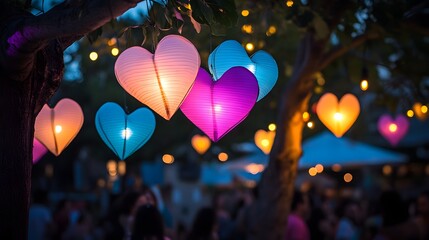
181,67,259,142
377,114,409,146
191,134,211,155
208,40,278,101
316,93,360,138
33,138,47,164
115,35,200,120
95,102,156,160
35,98,84,156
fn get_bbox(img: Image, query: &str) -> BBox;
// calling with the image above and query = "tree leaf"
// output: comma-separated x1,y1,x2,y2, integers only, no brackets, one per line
190,0,238,32
86,26,102,44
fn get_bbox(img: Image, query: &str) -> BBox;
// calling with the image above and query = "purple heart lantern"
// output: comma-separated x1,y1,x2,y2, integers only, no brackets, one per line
181,67,259,142
377,114,409,146
33,138,48,164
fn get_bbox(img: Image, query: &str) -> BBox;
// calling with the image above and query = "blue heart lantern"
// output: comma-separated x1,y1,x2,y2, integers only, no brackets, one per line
95,102,156,160
208,40,278,101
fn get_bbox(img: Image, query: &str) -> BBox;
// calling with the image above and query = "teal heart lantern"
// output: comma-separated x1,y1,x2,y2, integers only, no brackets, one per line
208,40,278,101
95,102,156,160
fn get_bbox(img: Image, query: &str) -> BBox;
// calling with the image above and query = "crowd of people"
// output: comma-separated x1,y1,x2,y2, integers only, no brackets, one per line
28,185,429,240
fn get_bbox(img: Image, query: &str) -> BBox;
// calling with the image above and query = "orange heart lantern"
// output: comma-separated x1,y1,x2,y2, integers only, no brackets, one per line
316,93,360,137
191,134,211,155
35,98,84,156
254,129,275,154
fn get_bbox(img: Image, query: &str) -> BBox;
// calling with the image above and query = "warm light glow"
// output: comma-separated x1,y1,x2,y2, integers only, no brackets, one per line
316,74,325,86
55,125,63,134
245,163,265,174
89,51,98,61
254,129,275,154
360,80,369,91
286,0,294,7
307,121,314,129
241,10,249,17
97,178,106,188
214,104,222,113
332,164,341,172
261,139,269,147
382,165,392,176
266,26,277,36
121,127,133,140
241,24,253,34
315,164,324,173
107,160,117,177
218,152,228,162
344,173,353,182
422,105,428,113
107,38,117,46
398,165,407,176
407,110,414,118
45,164,54,177
111,48,119,56
425,165,429,175
191,134,211,155
308,167,317,176
413,102,429,120
316,93,360,138
314,86,323,94
162,154,174,164
302,112,310,122
245,43,255,51
35,99,84,156
114,35,200,120
268,123,276,131
334,112,344,121
118,161,126,176
388,123,398,133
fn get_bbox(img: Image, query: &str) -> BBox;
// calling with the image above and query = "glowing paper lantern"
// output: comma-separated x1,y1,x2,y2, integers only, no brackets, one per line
115,35,200,120
95,102,156,160
181,67,258,142
377,114,409,146
208,40,278,101
413,102,428,121
316,93,360,138
118,0,167,24
254,130,275,154
33,138,47,164
35,98,83,156
191,134,211,155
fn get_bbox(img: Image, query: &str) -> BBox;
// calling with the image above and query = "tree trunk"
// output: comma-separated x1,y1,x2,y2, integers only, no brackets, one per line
0,1,142,238
248,33,323,240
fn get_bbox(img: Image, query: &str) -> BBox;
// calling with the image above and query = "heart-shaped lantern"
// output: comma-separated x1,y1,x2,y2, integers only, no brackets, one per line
181,67,259,142
377,114,409,146
191,134,211,155
115,35,200,120
254,130,276,155
208,40,278,101
35,98,84,156
413,102,428,121
95,102,156,160
33,138,47,164
316,93,360,138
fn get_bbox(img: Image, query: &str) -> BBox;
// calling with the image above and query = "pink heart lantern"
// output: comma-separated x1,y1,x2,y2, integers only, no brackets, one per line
33,138,47,164
377,114,409,146
180,67,258,142
115,35,200,120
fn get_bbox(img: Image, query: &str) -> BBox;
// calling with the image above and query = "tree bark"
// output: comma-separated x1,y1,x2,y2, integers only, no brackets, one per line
247,32,322,239
0,1,142,238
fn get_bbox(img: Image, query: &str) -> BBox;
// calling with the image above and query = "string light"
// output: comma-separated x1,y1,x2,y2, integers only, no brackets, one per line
89,51,98,61
268,123,276,131
308,167,317,176
344,173,353,182
286,0,294,7
307,121,314,129
315,164,324,173
107,38,117,46
162,154,174,164
245,43,255,52
218,152,228,162
382,165,392,176
407,110,414,118
422,105,428,114
242,25,253,34
111,48,119,56
332,164,341,172
241,10,249,17
302,112,310,122
266,26,277,36
360,80,369,91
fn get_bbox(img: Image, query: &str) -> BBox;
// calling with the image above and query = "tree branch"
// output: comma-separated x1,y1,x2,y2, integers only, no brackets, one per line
1,0,142,81
318,32,379,70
